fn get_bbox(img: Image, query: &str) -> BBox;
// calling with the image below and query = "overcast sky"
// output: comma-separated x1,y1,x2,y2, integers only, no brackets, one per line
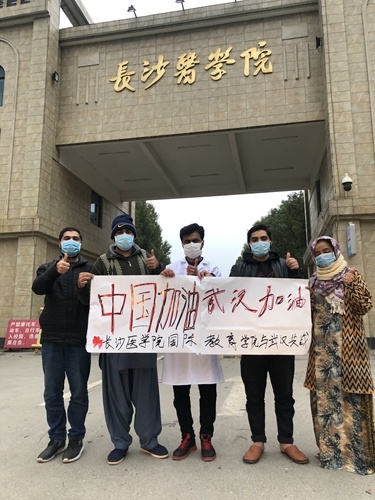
61,0,243,23
61,1,295,276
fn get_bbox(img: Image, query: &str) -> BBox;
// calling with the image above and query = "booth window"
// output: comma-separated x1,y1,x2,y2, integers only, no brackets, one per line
90,191,102,227
0,66,4,107
315,179,322,215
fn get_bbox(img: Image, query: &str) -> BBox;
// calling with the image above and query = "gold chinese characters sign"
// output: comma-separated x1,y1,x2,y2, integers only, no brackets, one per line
109,42,273,93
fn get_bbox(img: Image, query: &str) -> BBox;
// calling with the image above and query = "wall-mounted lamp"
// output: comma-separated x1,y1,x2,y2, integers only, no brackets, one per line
176,0,185,11
127,4,137,17
51,71,59,83
341,173,353,192
347,222,356,256
315,36,322,50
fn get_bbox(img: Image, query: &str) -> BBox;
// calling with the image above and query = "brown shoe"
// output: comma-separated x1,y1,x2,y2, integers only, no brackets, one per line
243,444,264,464
280,445,309,464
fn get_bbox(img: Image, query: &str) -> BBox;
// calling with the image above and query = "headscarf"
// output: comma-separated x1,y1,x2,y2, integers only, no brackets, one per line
309,236,349,313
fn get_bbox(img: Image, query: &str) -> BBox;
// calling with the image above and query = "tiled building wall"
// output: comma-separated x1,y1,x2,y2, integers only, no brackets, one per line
307,0,375,340
57,10,324,144
0,3,130,337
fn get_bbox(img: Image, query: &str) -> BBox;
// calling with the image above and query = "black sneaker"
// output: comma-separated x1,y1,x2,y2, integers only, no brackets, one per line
37,440,65,463
172,433,197,461
107,448,127,465
200,434,216,461
62,439,84,463
140,443,169,459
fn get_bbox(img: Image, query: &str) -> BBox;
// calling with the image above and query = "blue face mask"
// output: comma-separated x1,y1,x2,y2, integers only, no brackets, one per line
61,240,81,257
115,233,134,251
250,241,270,258
315,252,336,268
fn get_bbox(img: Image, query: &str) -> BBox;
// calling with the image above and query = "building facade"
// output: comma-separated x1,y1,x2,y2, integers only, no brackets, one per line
0,0,374,346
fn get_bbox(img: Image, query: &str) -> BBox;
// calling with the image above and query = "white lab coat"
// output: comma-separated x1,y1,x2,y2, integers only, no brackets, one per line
161,257,225,385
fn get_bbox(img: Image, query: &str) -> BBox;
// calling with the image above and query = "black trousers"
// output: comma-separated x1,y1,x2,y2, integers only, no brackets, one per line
240,354,295,444
173,384,217,438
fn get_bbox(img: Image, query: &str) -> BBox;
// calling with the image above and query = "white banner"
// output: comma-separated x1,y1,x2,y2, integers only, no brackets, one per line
86,275,311,355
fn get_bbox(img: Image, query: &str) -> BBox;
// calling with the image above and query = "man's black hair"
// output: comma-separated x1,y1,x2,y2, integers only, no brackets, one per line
179,223,204,241
247,224,271,243
59,227,82,241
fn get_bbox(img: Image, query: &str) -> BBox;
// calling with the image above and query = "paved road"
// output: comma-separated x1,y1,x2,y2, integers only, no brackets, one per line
1,350,374,500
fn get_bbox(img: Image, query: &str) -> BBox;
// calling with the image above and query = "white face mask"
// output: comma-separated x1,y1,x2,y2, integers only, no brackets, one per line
183,242,202,260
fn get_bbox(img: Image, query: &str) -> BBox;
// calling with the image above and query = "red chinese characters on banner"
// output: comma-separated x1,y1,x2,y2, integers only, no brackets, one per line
5,319,40,349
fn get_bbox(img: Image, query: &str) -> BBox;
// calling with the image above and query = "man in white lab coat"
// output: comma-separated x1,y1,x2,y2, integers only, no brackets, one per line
161,223,224,462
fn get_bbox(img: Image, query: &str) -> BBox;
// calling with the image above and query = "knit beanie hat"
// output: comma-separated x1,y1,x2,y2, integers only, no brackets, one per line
110,214,137,239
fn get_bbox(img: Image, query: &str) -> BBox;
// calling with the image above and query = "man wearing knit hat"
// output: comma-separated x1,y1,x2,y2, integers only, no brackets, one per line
77,213,168,465
110,213,137,240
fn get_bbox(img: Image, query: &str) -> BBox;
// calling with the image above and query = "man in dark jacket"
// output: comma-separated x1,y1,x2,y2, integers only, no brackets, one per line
32,227,92,464
230,224,308,466
76,213,169,465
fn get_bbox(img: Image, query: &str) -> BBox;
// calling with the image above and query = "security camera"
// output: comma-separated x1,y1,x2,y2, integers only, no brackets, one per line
341,173,353,192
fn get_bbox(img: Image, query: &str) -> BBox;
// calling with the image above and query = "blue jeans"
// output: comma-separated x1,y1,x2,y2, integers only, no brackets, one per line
42,342,91,442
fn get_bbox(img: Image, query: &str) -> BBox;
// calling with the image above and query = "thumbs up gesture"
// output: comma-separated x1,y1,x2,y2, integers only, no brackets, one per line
56,253,70,274
286,252,299,270
343,267,357,284
187,258,199,276
145,249,160,270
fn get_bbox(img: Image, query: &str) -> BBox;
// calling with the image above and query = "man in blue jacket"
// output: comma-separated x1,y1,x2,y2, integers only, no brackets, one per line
230,224,308,466
32,227,92,464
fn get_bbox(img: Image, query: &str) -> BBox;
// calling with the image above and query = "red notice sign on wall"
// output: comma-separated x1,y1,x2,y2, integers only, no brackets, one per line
5,319,40,349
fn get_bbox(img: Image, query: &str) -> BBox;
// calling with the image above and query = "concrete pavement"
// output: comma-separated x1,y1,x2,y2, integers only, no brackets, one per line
1,350,374,500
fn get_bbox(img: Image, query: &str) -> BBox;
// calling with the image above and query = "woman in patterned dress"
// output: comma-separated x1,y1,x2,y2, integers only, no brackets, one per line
304,236,375,475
